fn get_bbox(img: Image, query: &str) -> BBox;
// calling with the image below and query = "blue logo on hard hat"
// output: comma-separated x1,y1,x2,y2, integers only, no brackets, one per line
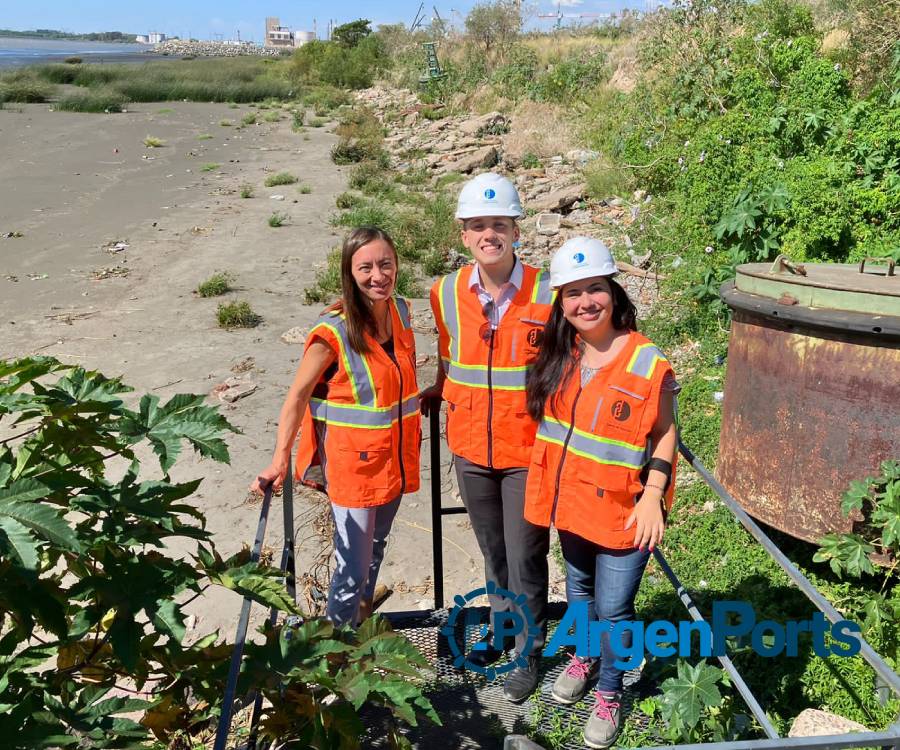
484,188,496,200
573,252,586,264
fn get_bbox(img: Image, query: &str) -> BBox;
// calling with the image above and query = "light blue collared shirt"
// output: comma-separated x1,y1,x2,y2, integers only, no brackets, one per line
468,257,523,330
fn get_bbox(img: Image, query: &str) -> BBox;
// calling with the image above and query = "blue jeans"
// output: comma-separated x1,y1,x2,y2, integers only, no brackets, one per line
558,530,650,692
326,497,401,626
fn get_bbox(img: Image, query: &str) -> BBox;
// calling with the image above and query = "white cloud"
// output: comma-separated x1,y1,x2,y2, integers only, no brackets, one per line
557,0,585,6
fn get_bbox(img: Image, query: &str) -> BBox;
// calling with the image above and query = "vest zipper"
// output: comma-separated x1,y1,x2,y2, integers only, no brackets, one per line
486,328,495,468
550,383,583,524
392,353,406,495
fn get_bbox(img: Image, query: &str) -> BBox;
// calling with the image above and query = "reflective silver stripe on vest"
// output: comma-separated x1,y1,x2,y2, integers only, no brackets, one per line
537,417,647,469
310,394,420,429
532,269,555,305
626,343,667,380
447,362,527,390
316,314,377,406
394,296,412,329
438,270,461,362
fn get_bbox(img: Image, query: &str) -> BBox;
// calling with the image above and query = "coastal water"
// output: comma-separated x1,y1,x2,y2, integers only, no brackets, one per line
0,37,154,68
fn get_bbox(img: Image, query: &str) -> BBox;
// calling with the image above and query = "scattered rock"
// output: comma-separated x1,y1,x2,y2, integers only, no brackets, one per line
102,240,129,253
458,111,506,136
438,145,498,174
788,709,867,738
269,194,285,201
562,208,592,227
213,377,258,403
531,183,587,212
566,149,600,167
536,212,562,236
280,326,307,345
3,231,24,239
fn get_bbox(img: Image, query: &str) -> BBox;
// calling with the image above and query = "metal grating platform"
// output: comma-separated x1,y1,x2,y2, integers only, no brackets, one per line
363,604,648,749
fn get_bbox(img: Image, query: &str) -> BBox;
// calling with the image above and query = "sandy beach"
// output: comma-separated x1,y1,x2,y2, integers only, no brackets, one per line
0,101,513,639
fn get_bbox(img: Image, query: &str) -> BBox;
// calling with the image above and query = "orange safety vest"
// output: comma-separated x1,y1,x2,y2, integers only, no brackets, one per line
524,331,676,549
430,262,555,469
295,297,421,508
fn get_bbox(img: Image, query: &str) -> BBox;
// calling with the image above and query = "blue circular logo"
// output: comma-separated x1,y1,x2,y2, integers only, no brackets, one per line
573,252,586,263
441,581,539,678
484,188,496,199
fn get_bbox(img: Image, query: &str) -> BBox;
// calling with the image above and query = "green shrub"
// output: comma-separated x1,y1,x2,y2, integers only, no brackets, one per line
201,163,220,172
264,172,298,187
196,271,234,297
239,184,254,198
64,56,82,64
335,191,363,209
268,211,288,227
143,135,165,147
0,71,54,102
55,87,129,112
0,358,440,746
217,300,262,327
298,184,312,194
263,110,281,122
242,112,257,125
197,132,213,140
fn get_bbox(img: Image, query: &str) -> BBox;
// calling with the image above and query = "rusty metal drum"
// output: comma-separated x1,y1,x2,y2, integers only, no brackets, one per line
717,257,900,543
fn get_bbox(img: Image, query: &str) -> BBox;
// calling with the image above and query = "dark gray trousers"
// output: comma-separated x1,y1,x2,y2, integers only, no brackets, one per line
454,455,550,656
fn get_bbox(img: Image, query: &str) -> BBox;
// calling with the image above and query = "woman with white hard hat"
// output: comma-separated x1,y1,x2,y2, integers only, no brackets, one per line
423,172,554,703
523,236,678,749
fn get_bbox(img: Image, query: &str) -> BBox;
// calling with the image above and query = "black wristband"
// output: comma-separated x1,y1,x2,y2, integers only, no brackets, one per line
642,457,673,493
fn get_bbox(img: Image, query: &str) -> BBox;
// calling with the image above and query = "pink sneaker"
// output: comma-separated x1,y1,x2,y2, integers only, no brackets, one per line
583,691,622,748
550,654,599,704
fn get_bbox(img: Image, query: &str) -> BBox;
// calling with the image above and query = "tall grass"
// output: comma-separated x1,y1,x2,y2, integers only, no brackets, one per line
0,70,54,102
31,58,291,104
55,87,129,112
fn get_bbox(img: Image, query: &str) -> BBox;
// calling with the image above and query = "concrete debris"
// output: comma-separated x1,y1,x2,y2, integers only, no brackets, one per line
280,326,307,345
536,212,562,236
213,377,258,403
788,709,867,738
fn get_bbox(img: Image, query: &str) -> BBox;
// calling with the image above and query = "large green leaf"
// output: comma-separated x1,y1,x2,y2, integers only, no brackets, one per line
212,566,302,615
0,495,80,552
152,600,187,644
0,515,39,568
660,660,723,730
872,479,900,550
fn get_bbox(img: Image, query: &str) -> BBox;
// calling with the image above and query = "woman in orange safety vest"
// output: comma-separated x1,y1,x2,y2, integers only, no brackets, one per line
524,237,678,750
251,227,420,626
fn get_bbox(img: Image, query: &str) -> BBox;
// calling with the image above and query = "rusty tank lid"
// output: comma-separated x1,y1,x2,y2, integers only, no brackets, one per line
722,255,900,340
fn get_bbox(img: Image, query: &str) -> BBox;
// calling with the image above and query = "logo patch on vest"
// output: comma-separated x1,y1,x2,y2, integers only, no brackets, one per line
611,399,631,421
526,327,543,347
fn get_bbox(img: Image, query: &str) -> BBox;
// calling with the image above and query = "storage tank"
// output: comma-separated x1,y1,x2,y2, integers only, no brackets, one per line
717,257,900,543
294,31,316,45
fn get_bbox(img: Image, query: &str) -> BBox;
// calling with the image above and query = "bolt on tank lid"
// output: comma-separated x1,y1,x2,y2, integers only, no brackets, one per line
734,255,900,318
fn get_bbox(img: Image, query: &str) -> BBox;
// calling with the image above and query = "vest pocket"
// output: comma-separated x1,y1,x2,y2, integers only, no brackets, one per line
335,430,393,489
443,388,472,452
602,384,649,445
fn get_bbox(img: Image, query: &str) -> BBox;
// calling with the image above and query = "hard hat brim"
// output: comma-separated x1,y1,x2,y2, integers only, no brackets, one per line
455,208,524,220
550,265,619,290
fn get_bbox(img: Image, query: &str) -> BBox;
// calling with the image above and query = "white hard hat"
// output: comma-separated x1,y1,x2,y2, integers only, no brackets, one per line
455,172,523,220
549,237,618,289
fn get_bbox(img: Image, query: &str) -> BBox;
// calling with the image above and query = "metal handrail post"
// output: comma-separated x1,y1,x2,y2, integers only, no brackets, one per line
212,483,274,750
429,404,444,610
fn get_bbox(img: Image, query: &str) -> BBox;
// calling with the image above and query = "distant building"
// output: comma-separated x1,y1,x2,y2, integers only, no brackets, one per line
148,32,167,44
135,34,150,44
264,17,315,48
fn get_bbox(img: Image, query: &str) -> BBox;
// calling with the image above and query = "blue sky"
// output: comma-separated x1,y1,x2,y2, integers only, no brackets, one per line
2,1,657,42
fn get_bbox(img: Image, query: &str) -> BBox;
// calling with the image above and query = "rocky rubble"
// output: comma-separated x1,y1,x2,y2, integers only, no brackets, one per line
354,85,660,311
151,40,283,58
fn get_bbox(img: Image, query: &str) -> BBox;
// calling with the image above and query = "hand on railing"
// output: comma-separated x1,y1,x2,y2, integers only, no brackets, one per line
249,461,289,496
419,385,443,417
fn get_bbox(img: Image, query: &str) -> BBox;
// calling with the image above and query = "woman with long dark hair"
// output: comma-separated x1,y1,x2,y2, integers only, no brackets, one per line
524,237,678,749
251,227,420,626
